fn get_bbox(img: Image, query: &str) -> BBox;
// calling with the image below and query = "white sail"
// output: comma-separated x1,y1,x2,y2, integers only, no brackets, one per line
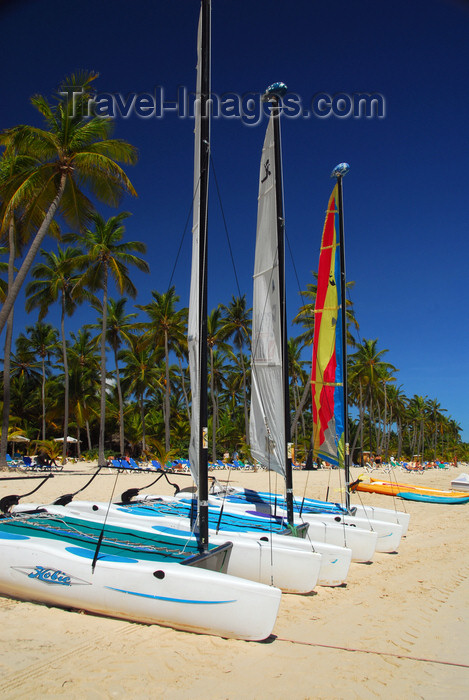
188,8,203,485
249,115,285,476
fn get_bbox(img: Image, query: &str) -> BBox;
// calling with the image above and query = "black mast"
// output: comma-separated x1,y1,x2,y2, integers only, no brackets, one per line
263,83,294,525
197,0,211,551
331,163,351,511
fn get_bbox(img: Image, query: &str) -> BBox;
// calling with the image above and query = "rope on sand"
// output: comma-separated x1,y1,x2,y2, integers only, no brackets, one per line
274,637,469,669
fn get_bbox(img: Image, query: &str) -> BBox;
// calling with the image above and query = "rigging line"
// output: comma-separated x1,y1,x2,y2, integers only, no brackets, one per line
166,176,200,292
53,467,103,506
209,152,243,300
91,469,120,574
274,636,469,669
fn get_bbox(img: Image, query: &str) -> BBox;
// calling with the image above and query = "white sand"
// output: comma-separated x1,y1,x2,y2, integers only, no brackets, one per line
0,463,468,699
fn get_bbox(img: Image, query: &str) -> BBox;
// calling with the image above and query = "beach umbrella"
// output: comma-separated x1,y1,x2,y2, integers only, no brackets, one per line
54,436,80,458
9,435,30,443
8,434,30,458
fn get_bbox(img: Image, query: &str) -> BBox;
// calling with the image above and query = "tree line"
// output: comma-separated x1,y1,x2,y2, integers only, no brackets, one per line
0,73,466,467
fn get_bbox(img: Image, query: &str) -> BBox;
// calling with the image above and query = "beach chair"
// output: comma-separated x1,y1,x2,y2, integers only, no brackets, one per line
400,462,424,474
111,458,126,472
19,456,34,471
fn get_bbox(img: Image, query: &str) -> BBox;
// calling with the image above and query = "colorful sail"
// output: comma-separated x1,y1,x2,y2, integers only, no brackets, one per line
311,184,344,467
249,114,285,476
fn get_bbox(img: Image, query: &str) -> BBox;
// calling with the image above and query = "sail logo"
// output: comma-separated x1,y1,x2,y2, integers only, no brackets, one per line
261,159,271,183
13,565,90,587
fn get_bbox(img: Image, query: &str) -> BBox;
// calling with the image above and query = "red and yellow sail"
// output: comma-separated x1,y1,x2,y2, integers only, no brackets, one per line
311,184,344,467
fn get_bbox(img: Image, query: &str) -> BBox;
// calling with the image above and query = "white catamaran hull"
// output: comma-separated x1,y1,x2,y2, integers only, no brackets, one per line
131,496,353,586
207,496,378,562
207,489,403,552
17,502,321,595
296,513,403,553
0,525,281,640
44,500,350,588
217,486,411,537
353,505,410,536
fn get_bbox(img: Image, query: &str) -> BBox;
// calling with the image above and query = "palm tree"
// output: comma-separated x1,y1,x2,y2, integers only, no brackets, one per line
120,338,162,455
19,323,58,441
207,308,231,461
220,295,251,445
25,246,83,462
0,341,41,462
348,339,396,458
426,398,447,460
385,384,408,459
137,287,188,452
0,232,16,468
287,336,309,455
87,297,138,456
0,140,58,467
67,211,149,465
67,329,101,452
0,71,138,335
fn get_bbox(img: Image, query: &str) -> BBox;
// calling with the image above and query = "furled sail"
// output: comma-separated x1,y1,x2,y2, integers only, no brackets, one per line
249,115,285,476
311,184,344,467
188,8,204,485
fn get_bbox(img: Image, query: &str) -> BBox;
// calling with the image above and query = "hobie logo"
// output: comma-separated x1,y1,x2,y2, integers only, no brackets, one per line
13,565,90,587
29,567,71,585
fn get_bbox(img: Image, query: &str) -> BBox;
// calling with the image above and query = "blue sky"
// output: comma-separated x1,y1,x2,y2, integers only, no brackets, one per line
1,0,468,440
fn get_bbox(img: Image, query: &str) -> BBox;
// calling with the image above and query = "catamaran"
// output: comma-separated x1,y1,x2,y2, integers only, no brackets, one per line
0,0,283,641
210,157,408,549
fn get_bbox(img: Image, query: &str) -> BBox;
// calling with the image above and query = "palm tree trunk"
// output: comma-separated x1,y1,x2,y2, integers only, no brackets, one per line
177,355,191,421
85,416,92,452
210,347,217,463
350,387,363,465
113,346,125,456
291,379,310,436
98,263,109,465
140,392,146,454
164,330,170,452
0,216,16,469
239,351,249,446
61,292,69,464
397,416,403,459
0,174,67,335
41,356,46,441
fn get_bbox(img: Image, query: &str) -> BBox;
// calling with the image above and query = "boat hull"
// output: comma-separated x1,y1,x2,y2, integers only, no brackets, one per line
352,478,469,500
398,492,469,504
0,519,281,640
59,501,321,594
451,475,469,492
212,487,411,539
297,512,402,553
353,505,410,536
207,496,377,562
44,500,351,588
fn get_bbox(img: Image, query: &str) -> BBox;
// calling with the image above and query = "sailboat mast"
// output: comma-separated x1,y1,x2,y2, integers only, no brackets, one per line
197,0,211,550
264,84,294,525
331,163,350,510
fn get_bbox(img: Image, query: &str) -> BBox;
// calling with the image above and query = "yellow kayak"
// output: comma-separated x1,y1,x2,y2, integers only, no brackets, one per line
350,477,469,500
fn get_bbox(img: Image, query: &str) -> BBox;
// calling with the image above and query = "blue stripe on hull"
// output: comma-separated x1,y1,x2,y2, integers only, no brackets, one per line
105,586,236,605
